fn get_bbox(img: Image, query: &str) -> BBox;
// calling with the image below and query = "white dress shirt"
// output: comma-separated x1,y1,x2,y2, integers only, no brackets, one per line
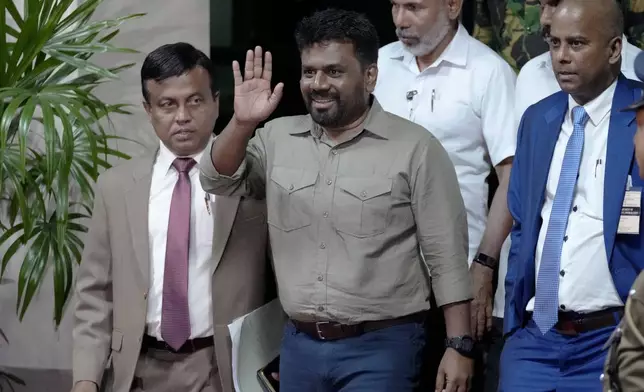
374,23,517,262
515,35,641,126
494,37,641,318
146,141,215,340
525,80,623,314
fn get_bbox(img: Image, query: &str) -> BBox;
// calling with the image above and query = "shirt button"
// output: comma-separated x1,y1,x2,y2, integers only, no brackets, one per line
573,206,578,212
564,235,568,242
317,306,324,311
326,179,332,185
143,291,148,299
320,242,326,249
317,275,323,282
289,184,294,191
560,270,565,277
360,191,367,198
332,150,338,155
323,211,329,218
560,304,566,310
630,289,637,296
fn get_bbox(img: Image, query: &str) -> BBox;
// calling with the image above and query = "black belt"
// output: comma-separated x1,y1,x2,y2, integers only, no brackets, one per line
530,307,624,336
291,311,426,341
141,334,213,354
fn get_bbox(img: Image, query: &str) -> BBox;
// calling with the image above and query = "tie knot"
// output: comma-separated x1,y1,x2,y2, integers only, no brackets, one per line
172,158,196,173
572,106,589,127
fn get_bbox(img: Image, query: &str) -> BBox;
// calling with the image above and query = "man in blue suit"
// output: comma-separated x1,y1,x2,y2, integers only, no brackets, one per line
500,0,644,390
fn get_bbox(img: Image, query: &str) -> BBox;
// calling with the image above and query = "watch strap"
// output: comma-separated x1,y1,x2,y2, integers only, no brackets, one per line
473,252,497,269
445,336,476,358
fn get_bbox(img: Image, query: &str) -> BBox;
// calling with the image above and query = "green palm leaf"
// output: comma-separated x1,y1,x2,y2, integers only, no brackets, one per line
0,0,144,326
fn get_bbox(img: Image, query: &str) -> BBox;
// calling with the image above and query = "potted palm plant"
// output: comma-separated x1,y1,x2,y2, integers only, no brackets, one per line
0,326,25,391
0,0,143,326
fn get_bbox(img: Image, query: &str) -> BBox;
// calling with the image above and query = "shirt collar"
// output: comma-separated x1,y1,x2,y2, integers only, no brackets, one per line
289,96,394,140
156,139,209,175
544,34,631,71
390,23,469,69
567,77,617,127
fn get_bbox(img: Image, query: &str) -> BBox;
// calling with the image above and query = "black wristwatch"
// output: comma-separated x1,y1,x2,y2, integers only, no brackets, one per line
445,336,476,359
473,252,497,270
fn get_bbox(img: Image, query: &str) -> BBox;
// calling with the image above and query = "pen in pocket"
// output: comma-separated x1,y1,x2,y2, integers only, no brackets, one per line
204,193,211,215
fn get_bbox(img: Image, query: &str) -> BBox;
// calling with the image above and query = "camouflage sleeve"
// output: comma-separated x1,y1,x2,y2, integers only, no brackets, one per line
473,0,496,49
603,272,644,391
624,0,644,48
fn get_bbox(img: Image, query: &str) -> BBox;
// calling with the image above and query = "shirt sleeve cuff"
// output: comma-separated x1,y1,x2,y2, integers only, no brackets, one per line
491,146,516,167
431,273,473,307
199,139,248,182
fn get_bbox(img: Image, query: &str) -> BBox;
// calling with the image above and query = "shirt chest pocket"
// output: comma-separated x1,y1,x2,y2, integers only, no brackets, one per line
268,167,318,232
334,177,393,238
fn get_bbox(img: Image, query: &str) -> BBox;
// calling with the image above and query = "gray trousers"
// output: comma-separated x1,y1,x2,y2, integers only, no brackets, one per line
129,347,218,392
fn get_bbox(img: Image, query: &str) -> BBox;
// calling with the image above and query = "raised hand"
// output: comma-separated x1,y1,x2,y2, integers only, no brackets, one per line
232,46,284,126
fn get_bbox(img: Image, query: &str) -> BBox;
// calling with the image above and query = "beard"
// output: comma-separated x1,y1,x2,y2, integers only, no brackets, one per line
304,88,367,129
396,8,451,57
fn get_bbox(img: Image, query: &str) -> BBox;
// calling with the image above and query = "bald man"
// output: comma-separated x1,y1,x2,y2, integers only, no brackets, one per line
500,0,644,390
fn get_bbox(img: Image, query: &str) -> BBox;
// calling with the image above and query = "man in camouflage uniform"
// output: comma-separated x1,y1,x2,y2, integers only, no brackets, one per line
473,0,644,71
602,51,644,392
604,273,644,391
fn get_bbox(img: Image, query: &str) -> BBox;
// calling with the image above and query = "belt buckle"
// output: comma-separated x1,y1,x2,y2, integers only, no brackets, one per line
558,320,580,336
315,321,330,340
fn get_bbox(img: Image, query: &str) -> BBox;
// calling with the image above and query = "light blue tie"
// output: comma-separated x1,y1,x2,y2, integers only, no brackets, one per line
533,105,589,335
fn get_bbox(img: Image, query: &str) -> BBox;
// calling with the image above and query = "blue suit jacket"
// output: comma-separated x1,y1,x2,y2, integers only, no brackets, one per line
504,75,644,335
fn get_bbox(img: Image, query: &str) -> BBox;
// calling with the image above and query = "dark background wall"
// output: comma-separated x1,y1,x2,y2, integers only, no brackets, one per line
210,0,475,133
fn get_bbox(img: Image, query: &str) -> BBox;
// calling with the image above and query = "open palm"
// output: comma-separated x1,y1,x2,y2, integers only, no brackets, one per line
233,46,284,125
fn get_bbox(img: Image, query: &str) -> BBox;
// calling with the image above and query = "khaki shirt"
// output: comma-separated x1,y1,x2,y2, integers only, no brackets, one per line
200,99,472,323
603,271,644,391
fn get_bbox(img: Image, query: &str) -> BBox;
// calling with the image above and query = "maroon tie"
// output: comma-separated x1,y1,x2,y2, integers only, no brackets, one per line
161,157,196,350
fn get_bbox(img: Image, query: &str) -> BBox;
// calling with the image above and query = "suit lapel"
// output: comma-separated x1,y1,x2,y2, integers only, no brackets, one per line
604,77,637,261
124,154,155,287
211,196,240,275
519,94,566,305
533,94,569,221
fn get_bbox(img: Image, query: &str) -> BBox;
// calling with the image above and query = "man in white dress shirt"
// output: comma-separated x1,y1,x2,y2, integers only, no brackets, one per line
516,0,642,121
501,0,644,389
374,1,517,390
492,2,643,377
71,43,272,392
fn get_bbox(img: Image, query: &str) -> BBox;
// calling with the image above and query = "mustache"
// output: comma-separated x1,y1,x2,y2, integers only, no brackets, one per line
309,93,337,100
395,28,417,40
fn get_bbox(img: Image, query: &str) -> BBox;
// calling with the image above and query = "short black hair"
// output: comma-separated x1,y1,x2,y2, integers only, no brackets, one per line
140,42,217,102
294,8,379,69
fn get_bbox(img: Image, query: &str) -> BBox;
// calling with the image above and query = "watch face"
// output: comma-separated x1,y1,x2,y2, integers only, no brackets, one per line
448,336,475,352
461,337,474,351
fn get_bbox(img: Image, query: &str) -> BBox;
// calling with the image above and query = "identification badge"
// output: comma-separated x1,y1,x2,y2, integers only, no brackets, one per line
617,185,641,235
